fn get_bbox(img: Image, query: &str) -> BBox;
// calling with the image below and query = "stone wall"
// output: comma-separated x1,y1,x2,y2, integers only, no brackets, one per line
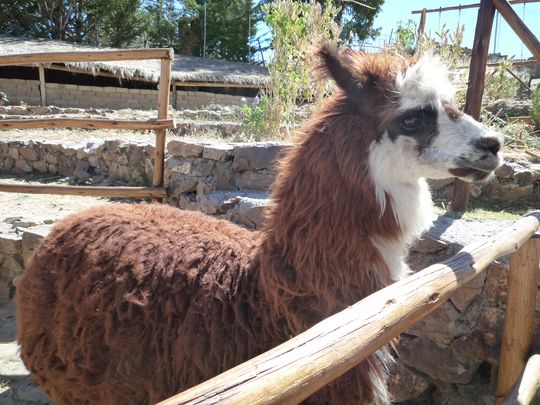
0,78,246,110
0,139,154,185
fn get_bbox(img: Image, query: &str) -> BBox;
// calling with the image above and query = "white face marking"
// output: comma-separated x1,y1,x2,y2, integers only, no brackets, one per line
366,55,503,281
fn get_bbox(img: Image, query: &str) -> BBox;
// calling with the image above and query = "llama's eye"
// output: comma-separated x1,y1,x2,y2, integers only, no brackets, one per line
400,111,424,131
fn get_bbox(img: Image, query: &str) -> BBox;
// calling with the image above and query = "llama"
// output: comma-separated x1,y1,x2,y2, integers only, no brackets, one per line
16,45,503,405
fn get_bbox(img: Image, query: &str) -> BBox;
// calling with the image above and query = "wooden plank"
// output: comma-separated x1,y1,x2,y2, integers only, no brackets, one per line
175,81,265,88
450,0,495,212
38,66,46,106
492,0,540,62
502,354,540,405
417,8,427,42
0,118,175,130
158,212,540,405
152,57,172,202
496,237,540,404
0,48,173,66
505,67,532,92
411,0,539,14
0,183,167,198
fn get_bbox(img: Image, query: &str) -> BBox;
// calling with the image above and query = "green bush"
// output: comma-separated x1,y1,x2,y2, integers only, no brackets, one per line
531,86,540,130
239,0,342,139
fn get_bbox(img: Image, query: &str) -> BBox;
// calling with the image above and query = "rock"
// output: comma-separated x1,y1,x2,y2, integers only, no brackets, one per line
7,148,19,160
0,234,22,255
481,182,534,201
14,159,32,172
169,176,197,196
411,235,448,254
22,225,51,251
236,171,275,191
190,159,215,177
1,255,24,279
20,148,38,161
202,144,233,161
388,362,431,403
495,163,514,179
232,143,285,171
406,299,481,344
0,281,9,306
232,156,249,172
483,260,509,306
196,181,212,197
450,271,486,312
167,159,192,175
225,196,269,229
3,157,15,171
513,169,533,186
32,160,48,173
398,336,482,384
427,178,455,191
167,140,204,158
215,167,237,190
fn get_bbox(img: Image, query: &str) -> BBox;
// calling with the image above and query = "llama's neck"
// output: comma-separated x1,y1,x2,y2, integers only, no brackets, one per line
257,106,433,334
368,135,436,280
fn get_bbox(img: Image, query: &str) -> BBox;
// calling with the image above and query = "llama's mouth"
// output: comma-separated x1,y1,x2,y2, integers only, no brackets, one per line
449,167,493,181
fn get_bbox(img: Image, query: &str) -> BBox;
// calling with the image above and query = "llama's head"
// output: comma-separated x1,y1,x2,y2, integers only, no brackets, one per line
317,45,503,185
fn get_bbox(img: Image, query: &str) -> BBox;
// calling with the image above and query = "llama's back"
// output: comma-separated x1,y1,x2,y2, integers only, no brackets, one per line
16,203,262,404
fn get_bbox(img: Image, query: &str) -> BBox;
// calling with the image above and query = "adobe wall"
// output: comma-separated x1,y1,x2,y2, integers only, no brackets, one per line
0,78,245,109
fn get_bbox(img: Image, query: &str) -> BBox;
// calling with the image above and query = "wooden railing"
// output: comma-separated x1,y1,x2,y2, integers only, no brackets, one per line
0,48,175,201
158,211,540,405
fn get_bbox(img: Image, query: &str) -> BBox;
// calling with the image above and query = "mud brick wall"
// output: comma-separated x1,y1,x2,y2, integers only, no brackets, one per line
0,78,246,109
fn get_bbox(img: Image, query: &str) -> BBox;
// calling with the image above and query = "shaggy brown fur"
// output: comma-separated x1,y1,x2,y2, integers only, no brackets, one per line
17,48,417,404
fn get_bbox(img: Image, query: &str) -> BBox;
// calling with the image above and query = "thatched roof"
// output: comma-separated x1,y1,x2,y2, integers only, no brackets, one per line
0,36,269,86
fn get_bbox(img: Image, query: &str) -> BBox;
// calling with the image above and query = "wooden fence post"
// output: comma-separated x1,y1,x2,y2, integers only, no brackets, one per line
38,66,46,106
152,54,173,202
496,236,540,404
450,0,495,212
417,8,427,46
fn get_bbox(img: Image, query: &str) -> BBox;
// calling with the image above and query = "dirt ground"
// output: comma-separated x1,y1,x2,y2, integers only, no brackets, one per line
0,177,118,236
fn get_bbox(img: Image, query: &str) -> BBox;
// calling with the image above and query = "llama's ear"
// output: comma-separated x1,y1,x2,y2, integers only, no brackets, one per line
316,44,374,115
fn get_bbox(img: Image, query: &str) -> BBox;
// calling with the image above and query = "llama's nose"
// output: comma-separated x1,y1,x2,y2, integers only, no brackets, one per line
474,136,501,156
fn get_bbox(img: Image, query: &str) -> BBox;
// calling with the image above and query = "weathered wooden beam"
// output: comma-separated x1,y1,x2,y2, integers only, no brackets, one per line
496,236,540,403
38,66,46,106
152,56,172,202
450,0,495,212
0,48,173,66
501,354,540,405
158,212,540,405
174,81,265,88
505,67,532,92
417,8,427,44
0,184,167,199
492,0,540,62
0,118,175,130
411,0,539,14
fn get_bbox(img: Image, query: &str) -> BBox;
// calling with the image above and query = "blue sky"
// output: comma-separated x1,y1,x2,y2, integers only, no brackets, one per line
372,0,540,60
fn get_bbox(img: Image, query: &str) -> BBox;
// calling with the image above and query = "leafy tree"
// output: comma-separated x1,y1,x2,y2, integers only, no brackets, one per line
90,0,147,47
177,0,258,62
143,0,181,48
0,0,90,42
0,0,146,47
317,0,384,43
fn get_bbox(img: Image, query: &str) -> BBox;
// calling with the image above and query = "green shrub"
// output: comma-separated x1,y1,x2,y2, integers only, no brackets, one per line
531,86,540,130
239,0,342,139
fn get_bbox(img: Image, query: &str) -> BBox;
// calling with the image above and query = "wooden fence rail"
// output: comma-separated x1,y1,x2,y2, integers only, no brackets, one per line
158,211,540,405
0,48,174,200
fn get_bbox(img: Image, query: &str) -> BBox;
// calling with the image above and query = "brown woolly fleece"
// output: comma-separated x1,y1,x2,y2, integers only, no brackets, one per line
17,47,413,405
